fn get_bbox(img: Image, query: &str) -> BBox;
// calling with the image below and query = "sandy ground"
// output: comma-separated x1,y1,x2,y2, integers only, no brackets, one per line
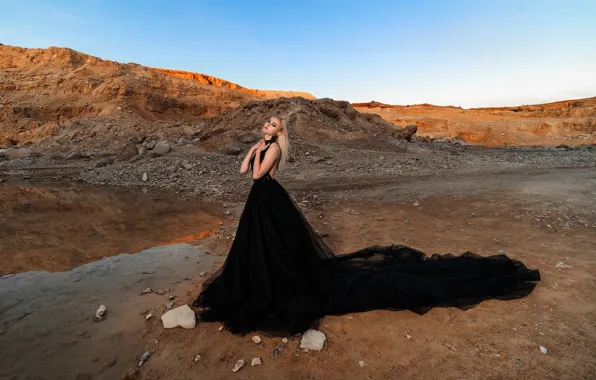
0,167,595,379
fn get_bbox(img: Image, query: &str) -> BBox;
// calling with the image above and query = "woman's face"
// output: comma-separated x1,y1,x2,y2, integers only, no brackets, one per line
263,117,282,136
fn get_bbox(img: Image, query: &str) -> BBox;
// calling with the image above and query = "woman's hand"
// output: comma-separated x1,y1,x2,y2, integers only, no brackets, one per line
251,139,264,151
256,140,268,152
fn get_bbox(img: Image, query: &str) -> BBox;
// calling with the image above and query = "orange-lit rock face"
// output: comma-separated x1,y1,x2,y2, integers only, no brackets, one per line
154,68,315,100
353,99,596,146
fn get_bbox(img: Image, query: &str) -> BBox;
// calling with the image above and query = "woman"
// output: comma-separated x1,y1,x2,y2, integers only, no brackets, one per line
193,116,540,335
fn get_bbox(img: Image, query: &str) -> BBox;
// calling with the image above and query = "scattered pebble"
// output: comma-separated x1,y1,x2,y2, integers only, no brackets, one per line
270,344,284,359
138,351,151,367
359,361,365,368
154,289,166,295
145,313,153,320
252,335,262,344
141,288,152,295
251,357,262,367
168,295,176,300
282,337,289,344
555,262,572,269
219,326,224,332
199,272,206,277
413,202,420,206
232,359,245,373
142,172,148,182
95,305,107,321
539,346,549,354
166,301,175,309
406,334,412,340
193,354,201,363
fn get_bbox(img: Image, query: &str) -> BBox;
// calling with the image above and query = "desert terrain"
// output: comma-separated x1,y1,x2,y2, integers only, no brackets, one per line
0,45,595,379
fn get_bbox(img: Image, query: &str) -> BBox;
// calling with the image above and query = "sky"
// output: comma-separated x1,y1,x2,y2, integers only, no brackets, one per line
1,0,595,108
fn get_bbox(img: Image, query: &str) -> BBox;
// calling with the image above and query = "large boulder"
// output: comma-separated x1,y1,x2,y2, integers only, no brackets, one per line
394,125,418,141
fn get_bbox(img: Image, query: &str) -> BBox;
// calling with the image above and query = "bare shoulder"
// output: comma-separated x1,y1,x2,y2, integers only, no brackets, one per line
267,143,281,154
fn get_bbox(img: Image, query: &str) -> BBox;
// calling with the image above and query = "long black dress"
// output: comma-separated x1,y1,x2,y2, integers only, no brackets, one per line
193,140,540,335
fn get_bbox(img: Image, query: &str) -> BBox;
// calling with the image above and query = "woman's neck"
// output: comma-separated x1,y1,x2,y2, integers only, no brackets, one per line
264,135,274,141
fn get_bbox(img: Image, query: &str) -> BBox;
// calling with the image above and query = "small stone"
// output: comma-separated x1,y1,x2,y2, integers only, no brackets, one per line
193,354,201,363
154,289,165,295
282,337,289,344
161,305,196,329
142,172,148,182
95,305,107,321
153,142,171,156
555,262,572,269
141,288,152,295
539,346,548,354
166,301,175,309
232,359,245,373
251,357,262,367
318,213,324,219
138,351,151,367
145,313,153,320
199,272,206,277
413,202,420,206
300,329,326,351
270,344,284,359
219,326,224,332
406,334,412,339
359,361,365,367
168,295,175,300
252,335,262,344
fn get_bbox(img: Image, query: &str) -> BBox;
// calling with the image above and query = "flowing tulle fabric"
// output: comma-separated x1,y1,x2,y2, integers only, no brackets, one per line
193,145,541,335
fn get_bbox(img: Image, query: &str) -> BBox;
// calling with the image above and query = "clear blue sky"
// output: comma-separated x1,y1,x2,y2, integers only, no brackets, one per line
2,0,595,107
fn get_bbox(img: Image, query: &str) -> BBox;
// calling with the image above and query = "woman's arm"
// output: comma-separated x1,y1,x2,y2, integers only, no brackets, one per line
252,144,281,180
240,140,263,174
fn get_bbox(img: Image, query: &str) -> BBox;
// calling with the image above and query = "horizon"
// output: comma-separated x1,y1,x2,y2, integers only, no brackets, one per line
2,0,595,108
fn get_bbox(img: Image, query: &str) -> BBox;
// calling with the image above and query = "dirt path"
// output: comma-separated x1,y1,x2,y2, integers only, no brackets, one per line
0,166,594,379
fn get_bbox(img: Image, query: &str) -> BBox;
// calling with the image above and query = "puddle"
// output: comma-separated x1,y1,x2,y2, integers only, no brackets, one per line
0,243,219,380
0,183,224,275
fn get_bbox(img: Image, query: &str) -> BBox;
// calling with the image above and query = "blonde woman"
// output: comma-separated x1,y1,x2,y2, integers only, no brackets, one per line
193,116,540,335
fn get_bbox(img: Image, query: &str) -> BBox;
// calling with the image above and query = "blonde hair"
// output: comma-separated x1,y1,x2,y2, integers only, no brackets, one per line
276,117,290,170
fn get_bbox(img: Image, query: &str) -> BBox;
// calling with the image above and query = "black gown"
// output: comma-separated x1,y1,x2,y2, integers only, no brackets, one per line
193,139,541,335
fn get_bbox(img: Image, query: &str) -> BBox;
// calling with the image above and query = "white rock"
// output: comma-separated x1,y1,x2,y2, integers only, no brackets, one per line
251,357,262,367
539,346,549,354
406,334,412,339
218,326,224,332
142,172,148,182
161,305,196,329
413,202,420,206
232,359,245,373
252,335,262,344
141,288,152,294
359,361,365,367
193,354,201,362
555,262,571,269
199,271,206,277
145,313,153,320
95,305,107,321
282,337,289,344
300,329,326,351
